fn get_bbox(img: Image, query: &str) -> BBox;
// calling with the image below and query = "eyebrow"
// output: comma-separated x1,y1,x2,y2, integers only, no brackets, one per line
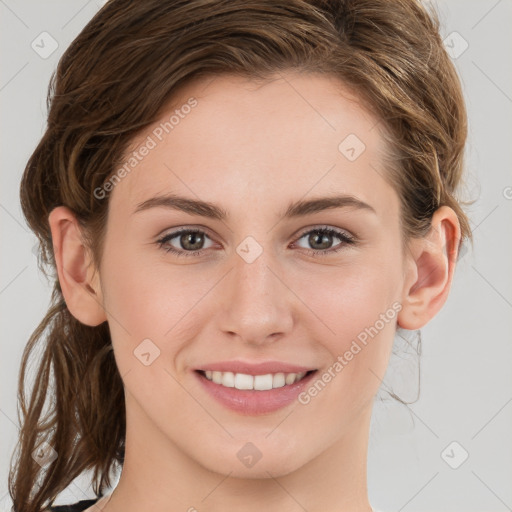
133,192,376,220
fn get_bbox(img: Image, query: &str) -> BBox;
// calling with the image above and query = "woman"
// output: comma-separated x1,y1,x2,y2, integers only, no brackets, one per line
9,1,472,511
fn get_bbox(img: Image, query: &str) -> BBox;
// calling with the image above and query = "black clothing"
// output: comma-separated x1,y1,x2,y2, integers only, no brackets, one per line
48,498,100,511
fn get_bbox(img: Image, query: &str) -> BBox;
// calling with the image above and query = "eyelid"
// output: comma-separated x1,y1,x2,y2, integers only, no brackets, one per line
293,224,355,241
155,224,219,242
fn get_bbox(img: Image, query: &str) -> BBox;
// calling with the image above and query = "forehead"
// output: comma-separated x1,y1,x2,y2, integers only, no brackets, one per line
108,72,398,221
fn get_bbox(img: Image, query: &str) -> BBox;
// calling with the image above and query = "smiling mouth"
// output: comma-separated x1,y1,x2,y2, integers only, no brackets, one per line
196,369,317,391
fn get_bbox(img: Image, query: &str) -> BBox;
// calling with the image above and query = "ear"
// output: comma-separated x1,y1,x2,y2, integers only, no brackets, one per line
48,206,107,327
397,206,461,330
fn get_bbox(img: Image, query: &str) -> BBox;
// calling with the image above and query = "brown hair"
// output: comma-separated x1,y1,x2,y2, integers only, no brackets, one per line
10,1,473,510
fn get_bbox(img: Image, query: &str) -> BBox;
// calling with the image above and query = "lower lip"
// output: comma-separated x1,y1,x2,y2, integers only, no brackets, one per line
194,370,318,415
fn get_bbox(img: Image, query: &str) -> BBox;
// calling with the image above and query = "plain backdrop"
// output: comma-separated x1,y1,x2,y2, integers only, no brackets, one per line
1,1,511,511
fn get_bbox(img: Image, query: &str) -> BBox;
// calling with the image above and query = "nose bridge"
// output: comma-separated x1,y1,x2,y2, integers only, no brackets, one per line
235,244,275,299
219,238,293,343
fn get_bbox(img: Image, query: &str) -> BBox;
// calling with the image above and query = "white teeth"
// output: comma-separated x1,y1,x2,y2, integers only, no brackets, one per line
272,372,286,388
202,370,310,390
234,373,253,390
285,373,297,385
254,374,273,390
221,371,235,387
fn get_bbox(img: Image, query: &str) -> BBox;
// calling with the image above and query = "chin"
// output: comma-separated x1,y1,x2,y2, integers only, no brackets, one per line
195,439,311,479
205,457,305,480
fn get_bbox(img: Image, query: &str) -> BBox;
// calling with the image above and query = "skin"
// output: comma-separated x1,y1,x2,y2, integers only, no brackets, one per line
48,71,460,512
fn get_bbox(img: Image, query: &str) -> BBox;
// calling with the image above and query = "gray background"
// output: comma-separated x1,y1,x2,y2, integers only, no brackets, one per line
1,1,511,511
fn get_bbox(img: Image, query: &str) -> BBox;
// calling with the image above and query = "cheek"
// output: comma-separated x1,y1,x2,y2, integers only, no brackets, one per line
290,257,401,397
295,258,400,338
102,244,205,335
100,256,211,409
293,267,400,417
101,252,237,393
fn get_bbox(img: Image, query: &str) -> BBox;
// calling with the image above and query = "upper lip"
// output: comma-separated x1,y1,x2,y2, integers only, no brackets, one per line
195,360,317,375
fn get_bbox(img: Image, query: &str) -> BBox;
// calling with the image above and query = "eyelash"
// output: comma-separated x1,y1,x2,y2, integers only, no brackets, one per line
155,226,356,258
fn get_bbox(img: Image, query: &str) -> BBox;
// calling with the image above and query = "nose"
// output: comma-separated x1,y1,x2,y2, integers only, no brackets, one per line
216,245,294,346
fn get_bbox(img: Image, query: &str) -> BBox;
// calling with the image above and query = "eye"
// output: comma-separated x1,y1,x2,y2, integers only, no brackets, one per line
156,228,214,258
293,226,356,257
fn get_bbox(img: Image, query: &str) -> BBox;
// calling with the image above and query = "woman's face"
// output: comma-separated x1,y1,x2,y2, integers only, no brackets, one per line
96,72,410,477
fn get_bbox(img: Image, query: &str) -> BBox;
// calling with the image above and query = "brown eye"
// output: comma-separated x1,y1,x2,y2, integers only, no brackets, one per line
178,231,205,251
156,229,213,257
307,231,335,250
294,227,356,256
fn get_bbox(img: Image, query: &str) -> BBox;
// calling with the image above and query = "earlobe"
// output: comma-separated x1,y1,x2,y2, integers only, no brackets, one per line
48,206,107,327
397,206,461,330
